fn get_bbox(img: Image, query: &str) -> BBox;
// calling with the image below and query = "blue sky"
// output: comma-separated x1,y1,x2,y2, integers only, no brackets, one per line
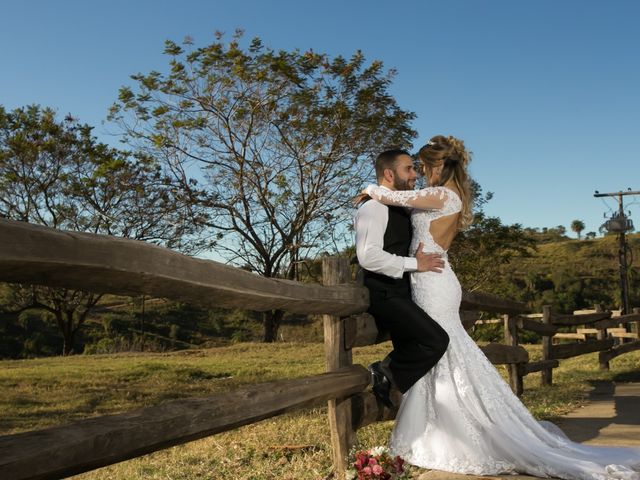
1,0,639,236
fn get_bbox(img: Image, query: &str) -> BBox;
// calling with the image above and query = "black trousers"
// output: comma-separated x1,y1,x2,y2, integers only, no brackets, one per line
367,284,449,394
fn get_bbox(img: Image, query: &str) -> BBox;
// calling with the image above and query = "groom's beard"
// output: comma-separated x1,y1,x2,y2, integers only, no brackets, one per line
393,177,415,191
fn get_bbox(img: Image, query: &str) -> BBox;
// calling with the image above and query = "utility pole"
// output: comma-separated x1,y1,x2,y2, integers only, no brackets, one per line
594,189,640,314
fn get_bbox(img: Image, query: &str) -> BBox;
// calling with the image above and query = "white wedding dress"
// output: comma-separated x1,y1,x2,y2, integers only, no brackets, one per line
365,185,640,480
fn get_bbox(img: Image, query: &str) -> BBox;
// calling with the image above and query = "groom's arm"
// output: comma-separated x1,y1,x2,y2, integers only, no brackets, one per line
354,200,417,279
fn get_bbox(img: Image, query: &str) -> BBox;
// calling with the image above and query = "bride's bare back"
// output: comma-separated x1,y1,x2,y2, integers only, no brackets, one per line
428,208,460,251
364,184,463,253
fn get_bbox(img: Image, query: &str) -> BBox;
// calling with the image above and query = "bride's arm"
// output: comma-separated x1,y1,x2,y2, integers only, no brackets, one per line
364,185,448,210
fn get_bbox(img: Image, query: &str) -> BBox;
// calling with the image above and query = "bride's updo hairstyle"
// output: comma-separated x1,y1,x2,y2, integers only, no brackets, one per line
418,135,473,229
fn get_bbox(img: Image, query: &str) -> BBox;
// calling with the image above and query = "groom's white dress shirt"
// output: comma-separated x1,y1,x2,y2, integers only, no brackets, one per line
354,186,418,279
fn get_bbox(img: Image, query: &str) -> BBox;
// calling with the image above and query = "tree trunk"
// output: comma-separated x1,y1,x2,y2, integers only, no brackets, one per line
62,328,75,356
60,310,76,356
263,309,284,342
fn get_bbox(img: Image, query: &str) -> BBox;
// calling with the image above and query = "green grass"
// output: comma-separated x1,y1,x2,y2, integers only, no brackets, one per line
1,343,639,479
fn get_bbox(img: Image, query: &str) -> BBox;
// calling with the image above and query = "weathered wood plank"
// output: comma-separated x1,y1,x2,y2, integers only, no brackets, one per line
0,366,369,480
553,333,587,342
605,328,628,334
548,339,615,360
630,308,640,335
522,359,560,375
504,315,523,396
461,290,528,315
516,317,558,335
323,257,355,479
599,340,640,363
612,312,640,324
479,343,529,364
550,311,612,326
0,219,368,316
344,313,382,348
609,332,639,339
593,317,632,330
595,304,610,370
541,306,553,386
575,308,622,316
0,218,526,319
460,310,481,330
576,328,599,335
351,389,402,431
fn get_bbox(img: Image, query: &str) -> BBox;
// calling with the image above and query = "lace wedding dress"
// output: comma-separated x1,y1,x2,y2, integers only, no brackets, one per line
365,185,640,480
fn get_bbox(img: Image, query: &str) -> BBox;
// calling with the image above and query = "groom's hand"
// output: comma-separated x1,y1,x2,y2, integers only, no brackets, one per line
415,243,444,273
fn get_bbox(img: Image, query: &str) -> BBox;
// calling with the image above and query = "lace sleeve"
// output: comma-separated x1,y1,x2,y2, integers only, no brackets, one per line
364,185,449,210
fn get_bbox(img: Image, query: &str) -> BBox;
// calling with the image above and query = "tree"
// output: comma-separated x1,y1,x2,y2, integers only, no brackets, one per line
448,182,536,293
0,105,201,354
585,231,596,240
109,31,416,341
571,219,586,239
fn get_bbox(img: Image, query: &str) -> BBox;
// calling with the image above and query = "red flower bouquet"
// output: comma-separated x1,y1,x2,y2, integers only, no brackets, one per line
346,446,411,480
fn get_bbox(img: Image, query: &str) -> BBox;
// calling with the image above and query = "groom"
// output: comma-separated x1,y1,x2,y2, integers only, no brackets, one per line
355,149,450,407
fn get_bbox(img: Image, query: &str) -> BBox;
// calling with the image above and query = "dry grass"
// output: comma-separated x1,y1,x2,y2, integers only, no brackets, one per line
1,342,639,479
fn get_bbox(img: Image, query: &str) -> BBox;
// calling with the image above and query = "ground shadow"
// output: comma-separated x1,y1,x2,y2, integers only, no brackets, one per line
612,370,640,383
557,380,640,443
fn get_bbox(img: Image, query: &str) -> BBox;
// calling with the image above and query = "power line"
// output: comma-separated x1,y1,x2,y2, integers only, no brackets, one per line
593,189,639,314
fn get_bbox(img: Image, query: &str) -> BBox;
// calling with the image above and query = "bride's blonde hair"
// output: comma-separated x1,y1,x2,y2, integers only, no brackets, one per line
418,135,473,229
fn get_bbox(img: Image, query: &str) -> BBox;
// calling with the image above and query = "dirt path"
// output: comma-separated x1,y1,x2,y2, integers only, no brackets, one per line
416,381,640,479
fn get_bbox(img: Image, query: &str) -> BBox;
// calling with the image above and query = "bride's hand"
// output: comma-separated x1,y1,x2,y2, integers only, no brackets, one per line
352,191,371,207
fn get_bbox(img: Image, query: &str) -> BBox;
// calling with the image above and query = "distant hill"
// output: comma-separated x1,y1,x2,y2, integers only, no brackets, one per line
490,232,640,313
517,232,638,276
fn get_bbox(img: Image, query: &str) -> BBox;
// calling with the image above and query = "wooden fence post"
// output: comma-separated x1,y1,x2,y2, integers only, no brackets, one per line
503,314,523,396
541,305,553,386
594,304,610,370
633,307,640,336
323,257,355,477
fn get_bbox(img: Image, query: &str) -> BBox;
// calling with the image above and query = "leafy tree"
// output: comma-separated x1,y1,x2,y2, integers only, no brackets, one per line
555,225,567,236
585,231,596,240
0,105,201,354
533,225,571,244
109,31,416,341
449,182,536,293
571,219,585,239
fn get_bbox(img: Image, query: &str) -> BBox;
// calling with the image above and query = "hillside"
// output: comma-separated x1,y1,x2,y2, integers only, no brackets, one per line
490,232,640,313
516,232,639,277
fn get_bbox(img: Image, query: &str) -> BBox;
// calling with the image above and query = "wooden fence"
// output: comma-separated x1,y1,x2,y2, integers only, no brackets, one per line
0,217,636,479
497,305,640,394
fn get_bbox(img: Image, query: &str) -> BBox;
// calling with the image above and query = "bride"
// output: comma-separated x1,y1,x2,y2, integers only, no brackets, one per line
363,135,640,479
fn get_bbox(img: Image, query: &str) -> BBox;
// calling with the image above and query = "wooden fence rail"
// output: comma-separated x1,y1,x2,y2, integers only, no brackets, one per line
0,367,369,480
0,218,367,316
480,304,640,390
3,218,635,478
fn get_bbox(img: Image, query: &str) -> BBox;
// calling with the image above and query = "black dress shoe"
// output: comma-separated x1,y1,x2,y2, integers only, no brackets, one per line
368,361,396,409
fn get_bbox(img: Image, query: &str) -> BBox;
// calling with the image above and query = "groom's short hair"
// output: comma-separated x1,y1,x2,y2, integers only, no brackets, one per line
375,149,412,181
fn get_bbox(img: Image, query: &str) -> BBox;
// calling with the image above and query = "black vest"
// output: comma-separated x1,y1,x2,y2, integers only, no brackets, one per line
362,205,412,294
